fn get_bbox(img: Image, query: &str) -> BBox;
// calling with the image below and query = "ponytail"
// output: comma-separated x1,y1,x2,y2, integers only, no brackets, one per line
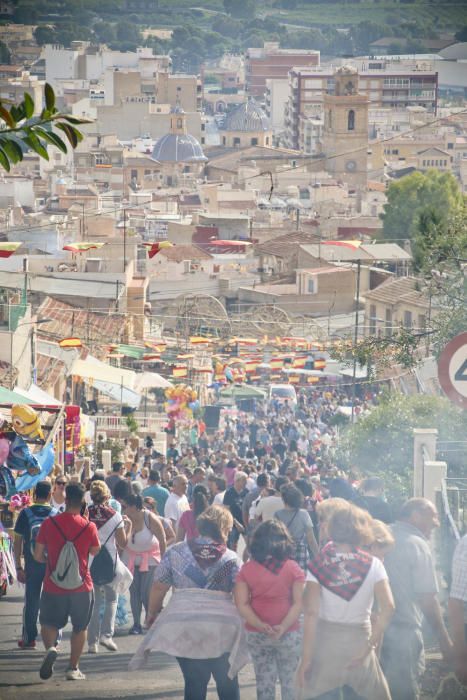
193,484,209,517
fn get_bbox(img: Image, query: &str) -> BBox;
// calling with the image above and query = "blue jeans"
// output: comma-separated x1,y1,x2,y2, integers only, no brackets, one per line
22,561,45,644
176,653,239,700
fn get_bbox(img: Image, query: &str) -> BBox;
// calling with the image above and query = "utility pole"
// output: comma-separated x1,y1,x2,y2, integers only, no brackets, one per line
123,208,127,273
351,260,362,423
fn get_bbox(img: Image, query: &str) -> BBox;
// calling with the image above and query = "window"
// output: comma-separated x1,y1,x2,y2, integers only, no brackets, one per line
177,118,183,129
251,137,258,146
385,308,392,337
307,277,317,294
369,304,376,335
131,169,138,180
144,169,151,176
403,310,413,328
348,110,355,131
418,314,426,330
233,137,240,147
222,136,226,145
265,137,270,145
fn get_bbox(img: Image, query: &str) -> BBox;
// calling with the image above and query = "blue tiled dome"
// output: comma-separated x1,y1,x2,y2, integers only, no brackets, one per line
222,100,270,132
152,133,207,163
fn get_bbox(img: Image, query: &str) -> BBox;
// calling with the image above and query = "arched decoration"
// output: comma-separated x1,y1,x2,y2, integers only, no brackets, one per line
348,109,355,131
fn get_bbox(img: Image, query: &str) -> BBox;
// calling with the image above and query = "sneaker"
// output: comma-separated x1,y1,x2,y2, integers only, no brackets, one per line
66,668,86,681
88,644,98,654
18,639,36,649
128,624,142,635
39,646,58,680
100,636,117,651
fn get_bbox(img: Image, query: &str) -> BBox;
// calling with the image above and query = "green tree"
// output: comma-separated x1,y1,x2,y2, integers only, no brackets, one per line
223,0,255,20
93,21,116,44
13,2,38,23
455,26,467,41
0,83,91,172
336,393,467,503
115,20,141,44
34,26,57,46
0,40,10,64
350,21,389,54
381,170,463,246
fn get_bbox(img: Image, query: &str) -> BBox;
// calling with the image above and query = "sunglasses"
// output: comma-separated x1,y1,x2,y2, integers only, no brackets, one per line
56,481,66,486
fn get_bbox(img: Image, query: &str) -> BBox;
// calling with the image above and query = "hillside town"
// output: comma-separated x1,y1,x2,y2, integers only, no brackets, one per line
0,3,466,699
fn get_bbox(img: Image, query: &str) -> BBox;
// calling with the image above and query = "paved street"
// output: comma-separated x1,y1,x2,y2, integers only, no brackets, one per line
0,584,257,700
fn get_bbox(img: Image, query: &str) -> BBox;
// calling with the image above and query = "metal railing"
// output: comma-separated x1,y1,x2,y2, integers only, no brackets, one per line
436,477,466,584
94,415,166,435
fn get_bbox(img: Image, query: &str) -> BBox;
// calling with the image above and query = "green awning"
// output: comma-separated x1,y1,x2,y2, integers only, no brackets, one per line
110,344,145,360
220,385,266,399
0,385,35,405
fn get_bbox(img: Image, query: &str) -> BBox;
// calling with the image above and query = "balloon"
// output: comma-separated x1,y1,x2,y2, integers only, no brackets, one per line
0,438,9,465
11,404,44,441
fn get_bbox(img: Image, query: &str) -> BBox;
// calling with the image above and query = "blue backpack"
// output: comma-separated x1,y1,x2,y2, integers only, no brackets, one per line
24,506,53,558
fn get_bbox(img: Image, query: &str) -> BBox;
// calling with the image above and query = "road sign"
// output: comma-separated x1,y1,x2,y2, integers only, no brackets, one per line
438,332,467,409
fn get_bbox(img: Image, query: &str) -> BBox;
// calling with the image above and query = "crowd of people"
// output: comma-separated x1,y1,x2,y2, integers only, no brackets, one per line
10,388,467,699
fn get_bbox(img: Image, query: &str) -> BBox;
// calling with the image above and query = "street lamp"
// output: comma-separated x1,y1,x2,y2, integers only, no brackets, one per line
10,318,53,390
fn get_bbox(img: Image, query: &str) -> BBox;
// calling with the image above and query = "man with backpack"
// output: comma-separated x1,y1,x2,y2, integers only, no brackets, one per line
34,482,100,682
14,480,53,649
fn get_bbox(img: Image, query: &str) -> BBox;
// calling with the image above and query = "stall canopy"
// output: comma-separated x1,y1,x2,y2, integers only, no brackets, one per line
220,385,266,399
0,386,35,405
14,384,63,407
70,356,136,389
92,380,141,408
135,372,173,391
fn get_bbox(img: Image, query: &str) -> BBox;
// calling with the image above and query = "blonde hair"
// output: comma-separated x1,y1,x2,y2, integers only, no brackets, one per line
327,502,374,547
316,497,348,524
197,505,233,542
90,480,111,504
371,519,395,550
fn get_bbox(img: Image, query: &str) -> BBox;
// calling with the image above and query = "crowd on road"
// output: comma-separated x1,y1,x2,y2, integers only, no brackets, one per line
9,388,467,699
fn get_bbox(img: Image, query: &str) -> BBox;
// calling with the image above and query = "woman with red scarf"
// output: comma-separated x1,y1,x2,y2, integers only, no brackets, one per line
235,520,305,700
297,502,395,700
130,505,245,700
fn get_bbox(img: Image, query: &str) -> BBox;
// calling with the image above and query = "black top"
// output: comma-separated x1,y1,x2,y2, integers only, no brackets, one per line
14,504,53,568
223,487,248,525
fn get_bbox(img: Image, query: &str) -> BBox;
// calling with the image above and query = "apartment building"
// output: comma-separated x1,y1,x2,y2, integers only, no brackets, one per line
285,59,438,150
246,42,319,98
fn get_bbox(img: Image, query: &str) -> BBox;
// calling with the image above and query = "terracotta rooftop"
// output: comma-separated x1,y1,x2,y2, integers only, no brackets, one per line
255,231,319,258
364,276,429,308
159,245,212,263
36,297,126,350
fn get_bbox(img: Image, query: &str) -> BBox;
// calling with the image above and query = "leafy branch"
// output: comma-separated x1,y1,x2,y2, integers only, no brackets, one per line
0,83,93,171
331,327,425,373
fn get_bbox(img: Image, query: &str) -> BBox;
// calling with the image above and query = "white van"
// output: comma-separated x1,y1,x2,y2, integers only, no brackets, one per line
269,384,297,406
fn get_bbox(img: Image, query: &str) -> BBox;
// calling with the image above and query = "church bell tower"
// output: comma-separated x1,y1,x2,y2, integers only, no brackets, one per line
322,65,369,188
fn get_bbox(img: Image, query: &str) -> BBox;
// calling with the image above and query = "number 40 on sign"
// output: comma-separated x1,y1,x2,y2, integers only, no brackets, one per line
438,332,467,409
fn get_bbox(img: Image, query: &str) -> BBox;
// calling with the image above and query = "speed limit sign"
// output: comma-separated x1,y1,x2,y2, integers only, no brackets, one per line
438,332,467,409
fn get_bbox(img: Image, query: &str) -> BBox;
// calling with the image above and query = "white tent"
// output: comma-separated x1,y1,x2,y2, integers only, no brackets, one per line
134,372,173,391
14,384,63,406
70,356,136,389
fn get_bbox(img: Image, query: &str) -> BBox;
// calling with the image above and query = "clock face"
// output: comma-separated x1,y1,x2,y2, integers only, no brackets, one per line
345,159,357,172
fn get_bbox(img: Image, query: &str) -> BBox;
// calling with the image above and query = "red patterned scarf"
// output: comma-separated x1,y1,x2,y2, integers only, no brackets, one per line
308,542,373,601
188,539,226,570
261,556,287,575
88,504,115,530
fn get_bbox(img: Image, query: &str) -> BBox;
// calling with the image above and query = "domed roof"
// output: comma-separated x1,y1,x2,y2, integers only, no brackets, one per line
223,99,270,133
152,133,207,163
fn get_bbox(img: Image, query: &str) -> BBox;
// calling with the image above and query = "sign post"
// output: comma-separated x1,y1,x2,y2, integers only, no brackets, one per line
438,332,467,409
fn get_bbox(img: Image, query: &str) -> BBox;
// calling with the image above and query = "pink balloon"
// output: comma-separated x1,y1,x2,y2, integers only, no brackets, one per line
0,438,10,465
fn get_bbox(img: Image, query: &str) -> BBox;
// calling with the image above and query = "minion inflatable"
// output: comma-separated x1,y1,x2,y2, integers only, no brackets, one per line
11,405,44,441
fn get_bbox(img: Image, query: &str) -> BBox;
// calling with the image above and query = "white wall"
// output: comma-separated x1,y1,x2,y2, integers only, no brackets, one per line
265,78,289,131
